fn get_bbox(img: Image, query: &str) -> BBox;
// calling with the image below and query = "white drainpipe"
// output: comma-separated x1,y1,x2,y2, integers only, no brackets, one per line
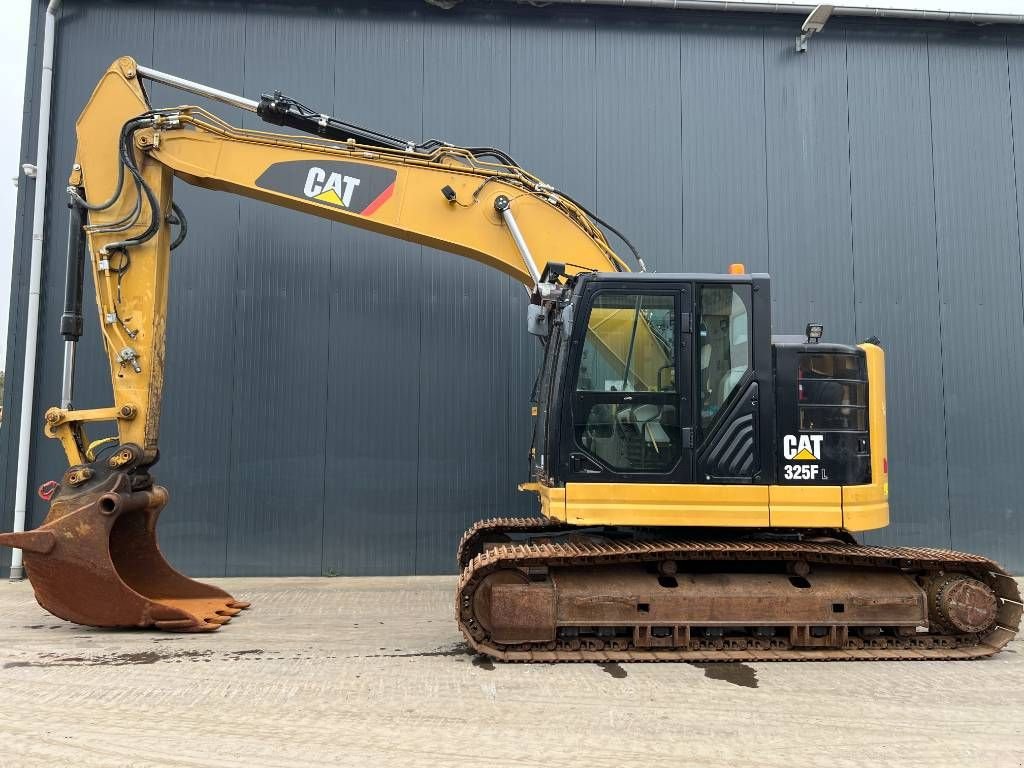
10,0,61,581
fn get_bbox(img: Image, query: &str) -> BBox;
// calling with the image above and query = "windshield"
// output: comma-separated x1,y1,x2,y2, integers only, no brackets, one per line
576,293,675,393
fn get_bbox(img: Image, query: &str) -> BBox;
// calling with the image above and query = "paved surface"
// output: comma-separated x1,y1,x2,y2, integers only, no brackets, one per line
0,576,1021,768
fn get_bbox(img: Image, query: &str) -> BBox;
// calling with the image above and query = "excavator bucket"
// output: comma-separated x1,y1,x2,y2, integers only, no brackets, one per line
0,454,248,631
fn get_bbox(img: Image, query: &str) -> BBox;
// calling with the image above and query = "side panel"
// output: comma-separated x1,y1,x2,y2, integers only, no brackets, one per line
563,482,769,527
559,481,879,531
844,484,889,533
696,380,761,481
841,344,889,532
769,485,843,528
538,484,565,521
773,344,871,486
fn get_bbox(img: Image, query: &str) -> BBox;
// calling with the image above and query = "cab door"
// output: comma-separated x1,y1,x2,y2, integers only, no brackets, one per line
564,283,694,484
692,280,764,483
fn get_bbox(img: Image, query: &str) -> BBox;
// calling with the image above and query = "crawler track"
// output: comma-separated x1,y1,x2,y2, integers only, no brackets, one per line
456,523,1022,662
457,516,573,569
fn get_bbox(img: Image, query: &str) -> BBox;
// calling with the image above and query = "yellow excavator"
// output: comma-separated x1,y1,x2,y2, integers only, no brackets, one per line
1,56,1019,660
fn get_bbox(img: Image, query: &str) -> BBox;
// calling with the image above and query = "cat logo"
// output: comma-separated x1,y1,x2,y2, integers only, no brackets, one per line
254,160,397,217
783,434,823,461
303,167,361,207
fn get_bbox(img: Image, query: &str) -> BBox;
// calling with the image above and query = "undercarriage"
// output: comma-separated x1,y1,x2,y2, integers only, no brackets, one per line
457,518,1022,661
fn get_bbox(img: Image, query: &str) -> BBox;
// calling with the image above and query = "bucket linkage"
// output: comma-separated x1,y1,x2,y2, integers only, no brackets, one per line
0,444,248,631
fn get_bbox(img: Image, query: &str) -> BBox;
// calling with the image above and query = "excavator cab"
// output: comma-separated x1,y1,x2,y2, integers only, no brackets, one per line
532,270,876,495
526,269,889,529
531,272,769,488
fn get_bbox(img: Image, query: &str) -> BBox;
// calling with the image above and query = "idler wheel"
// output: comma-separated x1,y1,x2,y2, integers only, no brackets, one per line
928,574,998,634
473,569,529,635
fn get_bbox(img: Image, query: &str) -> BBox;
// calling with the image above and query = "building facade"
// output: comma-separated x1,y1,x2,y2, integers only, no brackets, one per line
3,0,1024,575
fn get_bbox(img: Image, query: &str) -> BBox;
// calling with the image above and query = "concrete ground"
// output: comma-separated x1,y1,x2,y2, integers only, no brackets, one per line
0,576,1021,768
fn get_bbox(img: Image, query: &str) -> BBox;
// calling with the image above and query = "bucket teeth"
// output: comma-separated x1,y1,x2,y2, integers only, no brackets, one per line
0,457,251,633
0,530,55,555
154,618,211,631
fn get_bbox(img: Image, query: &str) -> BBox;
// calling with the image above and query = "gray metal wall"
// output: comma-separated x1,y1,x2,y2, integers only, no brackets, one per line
3,0,1023,575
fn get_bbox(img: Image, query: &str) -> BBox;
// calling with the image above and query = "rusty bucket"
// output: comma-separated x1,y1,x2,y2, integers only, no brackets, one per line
0,447,248,631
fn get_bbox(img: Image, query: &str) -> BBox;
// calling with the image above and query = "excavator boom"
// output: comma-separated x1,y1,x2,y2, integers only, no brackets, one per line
57,57,632,466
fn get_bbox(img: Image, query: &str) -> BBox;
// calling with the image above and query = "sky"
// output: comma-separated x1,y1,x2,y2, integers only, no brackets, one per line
0,0,1020,366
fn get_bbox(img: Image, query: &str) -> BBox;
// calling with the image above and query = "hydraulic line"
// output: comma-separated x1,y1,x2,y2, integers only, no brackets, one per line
86,176,143,234
169,201,187,250
101,116,162,253
68,157,125,211
545,185,646,272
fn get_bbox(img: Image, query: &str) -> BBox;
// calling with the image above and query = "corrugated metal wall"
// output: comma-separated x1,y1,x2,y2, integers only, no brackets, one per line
3,0,1023,575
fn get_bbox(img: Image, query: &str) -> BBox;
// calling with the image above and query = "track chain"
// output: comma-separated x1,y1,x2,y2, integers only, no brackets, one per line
457,516,573,570
456,535,1022,662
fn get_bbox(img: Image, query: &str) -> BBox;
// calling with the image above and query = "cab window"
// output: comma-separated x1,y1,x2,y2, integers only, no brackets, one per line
574,292,679,473
698,284,751,430
576,293,675,394
798,353,867,432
